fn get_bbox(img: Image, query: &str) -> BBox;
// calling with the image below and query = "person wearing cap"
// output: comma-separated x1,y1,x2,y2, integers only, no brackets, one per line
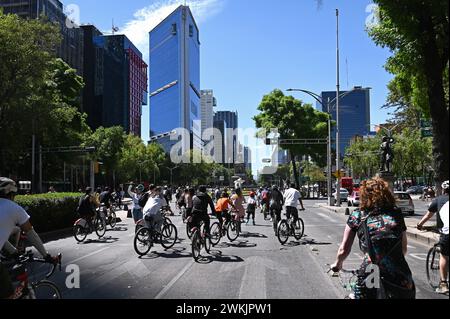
128,183,145,224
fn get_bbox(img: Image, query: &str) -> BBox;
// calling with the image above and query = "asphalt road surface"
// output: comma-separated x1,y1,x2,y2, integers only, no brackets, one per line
26,200,447,299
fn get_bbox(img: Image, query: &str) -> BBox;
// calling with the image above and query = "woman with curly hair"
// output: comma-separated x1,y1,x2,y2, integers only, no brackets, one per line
331,177,415,299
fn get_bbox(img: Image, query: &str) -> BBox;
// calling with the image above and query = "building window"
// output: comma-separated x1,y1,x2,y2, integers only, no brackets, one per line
171,23,177,35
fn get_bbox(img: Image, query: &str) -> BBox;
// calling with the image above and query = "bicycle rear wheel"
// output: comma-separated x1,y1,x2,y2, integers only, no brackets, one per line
186,222,194,240
209,222,222,246
277,220,290,245
32,280,61,299
426,245,441,289
108,211,117,229
294,218,305,240
227,220,239,242
192,231,202,262
160,224,178,249
134,228,152,256
73,225,87,243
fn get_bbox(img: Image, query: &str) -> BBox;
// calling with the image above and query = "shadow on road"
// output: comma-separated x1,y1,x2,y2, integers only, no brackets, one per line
240,232,268,239
299,238,332,246
217,240,257,249
139,247,191,260
196,253,245,264
107,226,128,232
77,237,120,245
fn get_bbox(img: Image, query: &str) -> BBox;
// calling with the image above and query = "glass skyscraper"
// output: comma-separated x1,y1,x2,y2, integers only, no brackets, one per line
320,88,371,157
149,5,201,154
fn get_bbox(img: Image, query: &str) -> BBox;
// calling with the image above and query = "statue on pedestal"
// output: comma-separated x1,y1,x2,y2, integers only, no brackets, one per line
380,136,395,173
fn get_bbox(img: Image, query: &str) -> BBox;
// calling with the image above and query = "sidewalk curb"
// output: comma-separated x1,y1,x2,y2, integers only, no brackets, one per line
317,203,438,246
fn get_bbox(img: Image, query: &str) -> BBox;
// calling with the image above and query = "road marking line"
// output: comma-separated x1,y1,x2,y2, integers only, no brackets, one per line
317,212,338,223
353,253,364,260
155,261,194,299
68,246,111,264
407,245,416,250
409,253,428,261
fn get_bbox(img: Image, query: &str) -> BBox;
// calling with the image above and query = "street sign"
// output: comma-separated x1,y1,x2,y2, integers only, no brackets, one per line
420,119,432,129
421,129,433,138
219,176,225,181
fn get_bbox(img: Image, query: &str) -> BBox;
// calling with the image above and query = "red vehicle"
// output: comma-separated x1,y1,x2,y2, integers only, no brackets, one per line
341,177,353,194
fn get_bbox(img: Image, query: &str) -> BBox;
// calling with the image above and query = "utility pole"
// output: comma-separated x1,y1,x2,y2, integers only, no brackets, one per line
335,8,342,207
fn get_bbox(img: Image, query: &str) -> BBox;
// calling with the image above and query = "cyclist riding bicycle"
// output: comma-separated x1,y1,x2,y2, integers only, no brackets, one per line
283,183,305,225
215,192,237,230
0,177,59,299
99,187,114,209
76,187,97,229
191,186,216,237
417,180,449,294
142,187,167,234
270,185,284,235
231,188,246,221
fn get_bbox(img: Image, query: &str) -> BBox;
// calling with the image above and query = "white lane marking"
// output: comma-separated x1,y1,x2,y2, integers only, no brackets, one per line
353,253,364,260
409,253,428,261
155,261,194,299
407,245,416,250
68,246,111,265
317,212,338,223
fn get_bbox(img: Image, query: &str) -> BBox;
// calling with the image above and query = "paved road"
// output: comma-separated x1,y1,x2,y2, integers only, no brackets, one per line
27,200,446,299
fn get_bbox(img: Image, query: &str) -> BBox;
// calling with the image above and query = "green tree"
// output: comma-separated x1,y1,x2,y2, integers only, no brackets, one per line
368,0,449,187
254,89,330,188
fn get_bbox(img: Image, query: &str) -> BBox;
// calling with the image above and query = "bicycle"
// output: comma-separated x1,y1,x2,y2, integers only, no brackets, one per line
191,222,212,262
3,251,62,299
277,212,305,245
209,211,241,246
327,266,359,299
99,205,117,229
135,208,173,234
73,209,107,242
426,242,445,290
133,219,178,256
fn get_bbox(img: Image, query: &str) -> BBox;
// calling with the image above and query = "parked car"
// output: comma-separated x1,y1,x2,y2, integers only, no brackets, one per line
406,186,424,195
394,192,415,216
332,188,349,204
347,191,360,207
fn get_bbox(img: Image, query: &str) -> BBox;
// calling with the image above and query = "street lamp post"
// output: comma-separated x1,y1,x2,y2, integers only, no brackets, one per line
335,8,341,207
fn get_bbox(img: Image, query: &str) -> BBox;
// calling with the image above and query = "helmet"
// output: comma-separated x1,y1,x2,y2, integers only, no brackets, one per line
137,184,145,192
250,192,256,197
0,177,18,196
442,181,449,190
272,185,279,191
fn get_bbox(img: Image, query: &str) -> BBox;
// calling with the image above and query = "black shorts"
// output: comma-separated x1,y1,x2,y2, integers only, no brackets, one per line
0,262,14,299
439,234,449,257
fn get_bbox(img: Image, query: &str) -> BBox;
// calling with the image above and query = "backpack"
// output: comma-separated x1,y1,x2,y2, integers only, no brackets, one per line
177,195,186,207
138,192,150,208
76,195,92,215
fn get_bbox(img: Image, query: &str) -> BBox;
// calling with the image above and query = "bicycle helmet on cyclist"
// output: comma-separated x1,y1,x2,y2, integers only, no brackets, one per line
442,181,449,190
0,177,18,196
272,185,279,191
137,184,145,192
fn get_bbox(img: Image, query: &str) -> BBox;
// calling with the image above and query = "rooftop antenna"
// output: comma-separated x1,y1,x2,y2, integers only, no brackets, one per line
112,19,119,35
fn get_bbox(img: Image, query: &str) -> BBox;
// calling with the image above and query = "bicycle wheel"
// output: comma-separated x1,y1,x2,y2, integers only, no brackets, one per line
191,231,202,262
164,217,172,226
277,220,290,245
186,223,194,240
160,224,178,249
73,225,87,243
109,211,117,229
209,222,222,246
134,228,152,256
227,220,240,242
293,218,305,240
32,280,61,299
426,245,441,289
94,217,106,238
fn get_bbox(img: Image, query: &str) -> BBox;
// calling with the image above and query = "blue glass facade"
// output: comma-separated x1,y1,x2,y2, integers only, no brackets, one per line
149,5,201,153
320,89,371,157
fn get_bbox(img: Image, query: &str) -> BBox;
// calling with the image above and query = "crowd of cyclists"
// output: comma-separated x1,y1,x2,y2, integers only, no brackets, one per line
0,174,448,299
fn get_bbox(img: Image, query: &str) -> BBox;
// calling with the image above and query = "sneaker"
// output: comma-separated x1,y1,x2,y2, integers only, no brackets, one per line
436,281,449,294
253,221,256,226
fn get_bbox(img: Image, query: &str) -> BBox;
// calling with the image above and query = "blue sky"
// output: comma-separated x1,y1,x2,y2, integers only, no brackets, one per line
68,0,393,173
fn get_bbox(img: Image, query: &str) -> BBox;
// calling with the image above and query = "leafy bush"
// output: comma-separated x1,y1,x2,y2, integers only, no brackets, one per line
15,193,83,233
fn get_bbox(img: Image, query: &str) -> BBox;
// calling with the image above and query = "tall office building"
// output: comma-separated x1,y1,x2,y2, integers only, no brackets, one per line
0,0,84,77
149,5,201,154
82,25,148,136
213,120,227,164
244,146,252,173
214,111,239,164
320,88,371,157
200,90,216,138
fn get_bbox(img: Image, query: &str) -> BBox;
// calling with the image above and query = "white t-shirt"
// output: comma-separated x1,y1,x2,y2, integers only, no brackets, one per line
0,199,30,251
143,197,167,217
284,188,301,208
439,201,449,235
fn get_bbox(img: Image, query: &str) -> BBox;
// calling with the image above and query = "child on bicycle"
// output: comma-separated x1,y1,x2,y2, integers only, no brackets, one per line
215,192,236,231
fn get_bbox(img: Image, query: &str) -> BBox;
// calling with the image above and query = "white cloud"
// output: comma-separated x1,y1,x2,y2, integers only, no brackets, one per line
120,0,223,62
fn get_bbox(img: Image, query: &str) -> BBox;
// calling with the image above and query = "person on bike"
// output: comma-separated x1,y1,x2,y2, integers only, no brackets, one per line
417,180,449,294
214,187,221,203
142,187,167,234
128,184,145,224
215,192,236,230
283,183,304,226
191,186,215,237
76,187,97,229
0,177,59,299
331,177,415,299
246,192,257,226
270,185,284,235
261,186,271,221
184,188,195,218
99,187,114,209
231,188,246,222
